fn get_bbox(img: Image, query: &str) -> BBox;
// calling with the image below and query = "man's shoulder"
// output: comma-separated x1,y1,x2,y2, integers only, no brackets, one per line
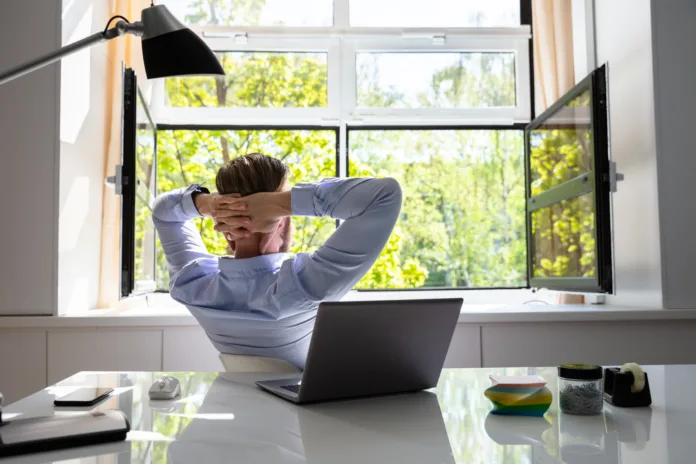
170,256,220,287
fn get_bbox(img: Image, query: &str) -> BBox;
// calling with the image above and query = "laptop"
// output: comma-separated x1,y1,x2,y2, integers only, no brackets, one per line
256,298,463,404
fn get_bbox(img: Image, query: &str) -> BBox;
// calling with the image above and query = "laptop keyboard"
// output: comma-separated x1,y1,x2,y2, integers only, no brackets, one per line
281,384,301,394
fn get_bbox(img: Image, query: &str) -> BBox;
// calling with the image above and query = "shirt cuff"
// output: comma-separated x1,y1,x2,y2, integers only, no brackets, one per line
291,183,318,217
181,185,204,219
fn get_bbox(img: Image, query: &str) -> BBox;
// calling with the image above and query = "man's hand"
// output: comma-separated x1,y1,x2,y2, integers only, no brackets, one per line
213,191,291,237
195,193,251,241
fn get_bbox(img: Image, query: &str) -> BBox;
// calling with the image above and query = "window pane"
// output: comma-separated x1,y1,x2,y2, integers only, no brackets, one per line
350,0,520,27
166,52,328,108
156,129,337,289
357,53,516,109
531,193,596,279
529,89,592,196
161,0,333,26
349,130,526,289
134,101,157,293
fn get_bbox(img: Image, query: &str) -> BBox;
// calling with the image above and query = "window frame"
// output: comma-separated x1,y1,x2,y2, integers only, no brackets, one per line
347,124,529,291
122,0,567,297
150,37,342,126
343,34,531,123
524,65,612,293
120,68,159,298
151,31,531,125
152,124,341,293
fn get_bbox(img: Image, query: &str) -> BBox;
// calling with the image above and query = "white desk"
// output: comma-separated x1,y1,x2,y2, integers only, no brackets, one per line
2,366,692,463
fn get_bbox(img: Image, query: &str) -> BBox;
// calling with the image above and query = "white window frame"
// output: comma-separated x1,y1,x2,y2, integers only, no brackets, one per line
150,28,532,127
343,33,531,125
150,37,342,126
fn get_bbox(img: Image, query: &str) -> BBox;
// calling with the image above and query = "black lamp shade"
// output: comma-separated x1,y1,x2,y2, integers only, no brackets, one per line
139,5,224,79
142,29,225,79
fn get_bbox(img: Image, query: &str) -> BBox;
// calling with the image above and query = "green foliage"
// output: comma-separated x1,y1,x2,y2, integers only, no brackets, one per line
528,89,596,279
167,52,328,108
350,130,527,288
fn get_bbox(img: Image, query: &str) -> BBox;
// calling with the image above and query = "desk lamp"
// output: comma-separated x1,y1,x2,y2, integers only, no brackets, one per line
0,3,224,85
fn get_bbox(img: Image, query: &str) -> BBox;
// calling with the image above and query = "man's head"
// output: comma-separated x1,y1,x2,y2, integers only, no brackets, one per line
215,153,292,256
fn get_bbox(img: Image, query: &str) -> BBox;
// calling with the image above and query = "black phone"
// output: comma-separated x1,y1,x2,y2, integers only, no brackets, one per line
53,387,114,407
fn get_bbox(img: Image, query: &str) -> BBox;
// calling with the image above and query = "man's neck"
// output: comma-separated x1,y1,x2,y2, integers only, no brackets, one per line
233,247,260,260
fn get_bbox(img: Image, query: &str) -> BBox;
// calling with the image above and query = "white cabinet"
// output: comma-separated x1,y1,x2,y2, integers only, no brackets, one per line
481,321,695,367
0,330,47,405
162,327,223,372
444,324,481,368
47,329,162,384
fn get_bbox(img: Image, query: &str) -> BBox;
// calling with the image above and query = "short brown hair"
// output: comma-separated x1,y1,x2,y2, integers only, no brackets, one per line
215,153,289,196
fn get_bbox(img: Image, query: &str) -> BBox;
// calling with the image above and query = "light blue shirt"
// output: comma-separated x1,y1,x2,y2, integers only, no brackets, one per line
152,178,402,369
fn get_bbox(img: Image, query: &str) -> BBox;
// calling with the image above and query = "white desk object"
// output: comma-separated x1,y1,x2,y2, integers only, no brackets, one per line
2,366,693,463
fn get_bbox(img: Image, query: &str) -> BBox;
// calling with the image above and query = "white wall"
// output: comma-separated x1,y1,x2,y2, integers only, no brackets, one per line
650,0,696,309
595,0,663,308
0,0,62,315
58,0,109,314
571,0,596,83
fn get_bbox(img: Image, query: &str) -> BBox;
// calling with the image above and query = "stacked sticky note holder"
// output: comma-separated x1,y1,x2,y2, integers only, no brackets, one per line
484,375,552,417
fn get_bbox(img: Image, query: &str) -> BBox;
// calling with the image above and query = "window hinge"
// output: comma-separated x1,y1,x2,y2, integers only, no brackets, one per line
105,165,124,195
609,161,624,193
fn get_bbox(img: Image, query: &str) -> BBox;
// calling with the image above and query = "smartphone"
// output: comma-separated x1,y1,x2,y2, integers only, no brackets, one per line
53,387,114,407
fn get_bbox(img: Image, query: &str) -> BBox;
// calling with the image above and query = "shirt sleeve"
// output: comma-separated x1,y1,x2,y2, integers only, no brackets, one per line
285,177,402,301
151,185,211,278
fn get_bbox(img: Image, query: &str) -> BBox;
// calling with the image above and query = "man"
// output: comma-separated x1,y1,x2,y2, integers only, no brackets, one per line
152,153,402,369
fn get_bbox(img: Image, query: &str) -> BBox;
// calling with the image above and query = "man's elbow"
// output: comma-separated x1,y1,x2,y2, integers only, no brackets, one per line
151,193,171,222
375,177,403,211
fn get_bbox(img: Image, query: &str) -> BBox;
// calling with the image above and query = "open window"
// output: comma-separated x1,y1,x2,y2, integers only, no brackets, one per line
119,67,158,298
115,3,618,299
525,65,612,293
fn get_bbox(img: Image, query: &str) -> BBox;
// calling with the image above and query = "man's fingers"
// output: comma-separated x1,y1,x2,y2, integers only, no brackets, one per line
212,209,248,220
215,201,247,210
214,216,251,227
214,223,251,236
214,194,245,205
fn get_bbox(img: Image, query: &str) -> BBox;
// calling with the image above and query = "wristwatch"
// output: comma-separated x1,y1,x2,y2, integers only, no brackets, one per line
190,185,210,201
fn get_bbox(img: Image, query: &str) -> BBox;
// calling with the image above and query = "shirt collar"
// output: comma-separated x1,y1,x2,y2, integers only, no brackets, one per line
217,253,289,272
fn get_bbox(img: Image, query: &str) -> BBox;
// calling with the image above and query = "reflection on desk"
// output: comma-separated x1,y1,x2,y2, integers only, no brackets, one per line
485,406,653,463
167,377,454,464
4,365,696,463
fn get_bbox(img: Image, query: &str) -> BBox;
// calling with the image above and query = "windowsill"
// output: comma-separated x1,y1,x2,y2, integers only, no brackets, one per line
1,301,696,329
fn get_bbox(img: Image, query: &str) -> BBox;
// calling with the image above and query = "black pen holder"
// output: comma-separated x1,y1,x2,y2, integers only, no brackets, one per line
603,368,652,407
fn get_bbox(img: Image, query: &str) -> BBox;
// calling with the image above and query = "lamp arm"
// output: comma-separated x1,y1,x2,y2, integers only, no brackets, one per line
0,20,144,87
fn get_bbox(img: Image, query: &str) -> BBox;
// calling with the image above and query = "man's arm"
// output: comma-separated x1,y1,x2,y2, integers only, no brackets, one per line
289,177,402,300
151,185,213,277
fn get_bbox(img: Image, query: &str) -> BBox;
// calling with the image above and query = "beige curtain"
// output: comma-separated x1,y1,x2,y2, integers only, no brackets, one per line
97,0,149,308
533,0,583,304
533,0,576,113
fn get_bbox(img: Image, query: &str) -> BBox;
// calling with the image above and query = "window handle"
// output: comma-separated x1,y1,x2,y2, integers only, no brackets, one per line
609,161,624,193
105,164,124,195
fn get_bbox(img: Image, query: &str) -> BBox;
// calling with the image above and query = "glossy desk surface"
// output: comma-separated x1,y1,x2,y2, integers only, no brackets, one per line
3,366,693,463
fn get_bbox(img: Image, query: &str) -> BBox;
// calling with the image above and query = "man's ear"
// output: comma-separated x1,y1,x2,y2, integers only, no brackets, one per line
226,235,236,252
258,219,285,255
